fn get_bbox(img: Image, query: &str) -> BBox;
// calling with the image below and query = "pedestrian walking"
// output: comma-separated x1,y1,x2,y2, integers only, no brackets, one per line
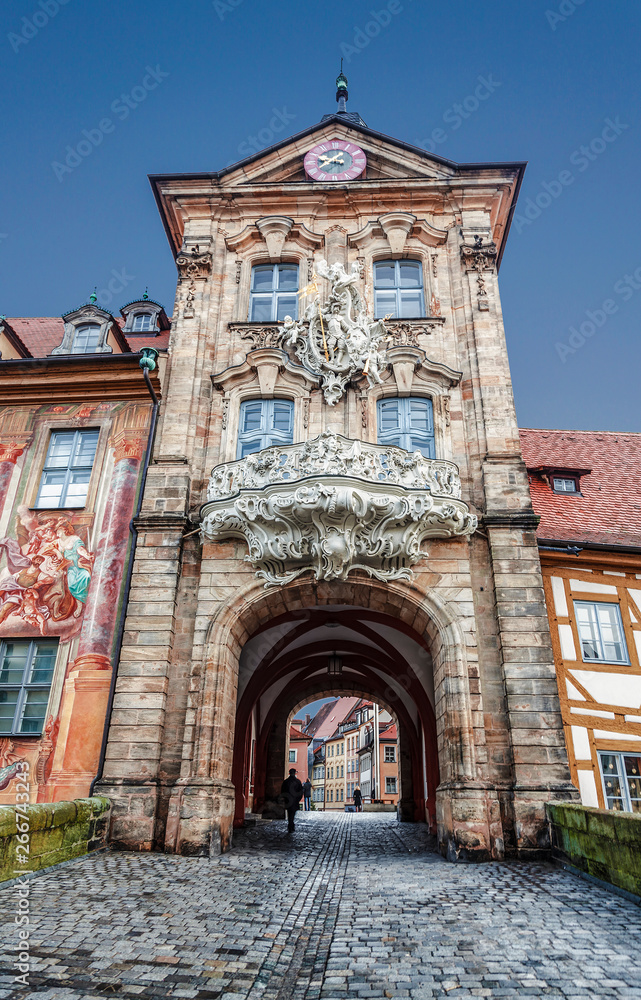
353,786,362,812
302,778,312,811
281,768,304,832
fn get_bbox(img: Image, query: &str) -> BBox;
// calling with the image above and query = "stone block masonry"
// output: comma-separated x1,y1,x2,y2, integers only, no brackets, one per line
548,801,641,898
0,796,110,881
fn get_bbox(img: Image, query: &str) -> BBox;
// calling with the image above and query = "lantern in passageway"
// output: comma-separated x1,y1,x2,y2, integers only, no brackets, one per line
327,652,343,677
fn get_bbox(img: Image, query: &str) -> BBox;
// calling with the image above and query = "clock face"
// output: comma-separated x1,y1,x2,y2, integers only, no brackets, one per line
304,140,367,181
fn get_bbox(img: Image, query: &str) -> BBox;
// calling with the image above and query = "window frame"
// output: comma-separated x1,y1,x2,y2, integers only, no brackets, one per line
373,259,425,319
552,476,579,494
288,749,297,763
573,600,630,665
0,638,58,736
385,776,398,794
384,745,396,763
236,398,294,459
34,428,100,510
377,397,436,459
248,263,299,323
132,312,153,332
598,751,641,812
71,323,101,354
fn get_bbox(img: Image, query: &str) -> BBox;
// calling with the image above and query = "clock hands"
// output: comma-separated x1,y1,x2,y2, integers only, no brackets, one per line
319,153,345,166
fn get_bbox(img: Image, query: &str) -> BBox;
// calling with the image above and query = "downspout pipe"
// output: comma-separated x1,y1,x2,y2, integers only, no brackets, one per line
90,361,159,795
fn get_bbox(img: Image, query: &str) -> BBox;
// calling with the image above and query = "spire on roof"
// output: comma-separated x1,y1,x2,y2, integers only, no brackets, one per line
320,63,367,127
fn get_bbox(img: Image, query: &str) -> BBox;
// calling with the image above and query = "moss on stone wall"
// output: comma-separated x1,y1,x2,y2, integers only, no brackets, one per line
0,797,110,882
547,801,641,898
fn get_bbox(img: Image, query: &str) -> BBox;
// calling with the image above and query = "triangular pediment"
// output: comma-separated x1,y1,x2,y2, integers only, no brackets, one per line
219,118,458,188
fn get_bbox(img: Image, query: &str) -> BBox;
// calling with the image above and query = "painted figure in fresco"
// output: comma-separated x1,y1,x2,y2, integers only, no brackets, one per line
0,507,93,637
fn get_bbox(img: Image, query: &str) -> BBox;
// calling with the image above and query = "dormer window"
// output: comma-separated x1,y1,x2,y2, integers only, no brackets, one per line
553,476,578,494
132,313,153,332
71,323,101,354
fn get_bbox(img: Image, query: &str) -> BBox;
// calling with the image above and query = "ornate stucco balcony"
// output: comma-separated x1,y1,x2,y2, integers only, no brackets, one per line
200,431,477,586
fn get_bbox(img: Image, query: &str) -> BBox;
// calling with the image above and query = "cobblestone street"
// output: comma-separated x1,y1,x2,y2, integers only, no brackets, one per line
2,812,641,999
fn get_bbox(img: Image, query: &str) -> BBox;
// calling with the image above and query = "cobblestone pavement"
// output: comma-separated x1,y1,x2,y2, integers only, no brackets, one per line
2,812,641,999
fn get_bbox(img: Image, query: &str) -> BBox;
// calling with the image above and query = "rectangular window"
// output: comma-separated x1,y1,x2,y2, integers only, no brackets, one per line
35,429,99,509
377,397,435,459
0,639,57,736
385,777,398,794
249,263,298,322
599,752,641,812
384,746,396,763
288,749,297,763
374,260,424,319
574,601,629,663
553,476,578,493
237,399,294,459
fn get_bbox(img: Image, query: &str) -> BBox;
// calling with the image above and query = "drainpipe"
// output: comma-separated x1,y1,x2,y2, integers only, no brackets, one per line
90,350,160,795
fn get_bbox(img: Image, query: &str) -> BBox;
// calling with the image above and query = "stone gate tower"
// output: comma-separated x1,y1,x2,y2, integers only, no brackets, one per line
97,78,577,860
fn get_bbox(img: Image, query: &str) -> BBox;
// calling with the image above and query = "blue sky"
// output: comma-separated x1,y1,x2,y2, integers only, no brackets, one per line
2,0,639,431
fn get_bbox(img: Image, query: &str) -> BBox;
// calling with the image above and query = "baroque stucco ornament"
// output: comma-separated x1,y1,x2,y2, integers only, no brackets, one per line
280,259,388,405
200,431,477,586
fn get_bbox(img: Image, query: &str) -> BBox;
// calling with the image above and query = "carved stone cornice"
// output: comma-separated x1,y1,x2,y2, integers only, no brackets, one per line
348,217,448,250
225,220,324,257
229,322,282,350
176,244,213,279
201,430,476,585
460,236,498,271
385,317,445,346
213,348,319,397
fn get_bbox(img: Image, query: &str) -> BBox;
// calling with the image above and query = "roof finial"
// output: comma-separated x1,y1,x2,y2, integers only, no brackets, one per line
142,287,149,300
89,287,97,304
336,61,348,113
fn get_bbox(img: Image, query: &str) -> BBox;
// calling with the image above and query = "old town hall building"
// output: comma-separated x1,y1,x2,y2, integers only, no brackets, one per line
88,75,580,861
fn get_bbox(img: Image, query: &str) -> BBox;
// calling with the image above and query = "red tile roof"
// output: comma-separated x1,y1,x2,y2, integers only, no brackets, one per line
380,723,397,741
290,725,312,742
5,317,170,356
520,428,641,548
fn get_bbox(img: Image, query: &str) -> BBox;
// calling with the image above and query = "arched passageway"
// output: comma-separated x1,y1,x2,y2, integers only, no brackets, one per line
232,605,440,831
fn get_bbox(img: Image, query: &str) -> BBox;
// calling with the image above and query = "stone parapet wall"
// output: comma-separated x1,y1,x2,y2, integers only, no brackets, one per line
547,801,641,898
0,796,111,882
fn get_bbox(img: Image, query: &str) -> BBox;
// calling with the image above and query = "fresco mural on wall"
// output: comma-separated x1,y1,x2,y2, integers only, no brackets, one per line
0,507,94,641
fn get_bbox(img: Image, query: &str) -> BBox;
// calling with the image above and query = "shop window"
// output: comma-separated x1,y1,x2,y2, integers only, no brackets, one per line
35,429,99,509
377,398,435,458
0,640,57,736
574,601,629,664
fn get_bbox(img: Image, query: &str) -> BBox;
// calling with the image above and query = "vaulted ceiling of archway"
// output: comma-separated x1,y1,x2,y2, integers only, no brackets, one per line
236,605,435,729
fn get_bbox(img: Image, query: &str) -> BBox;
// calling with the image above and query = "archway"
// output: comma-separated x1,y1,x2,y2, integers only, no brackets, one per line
232,606,439,830
167,575,481,859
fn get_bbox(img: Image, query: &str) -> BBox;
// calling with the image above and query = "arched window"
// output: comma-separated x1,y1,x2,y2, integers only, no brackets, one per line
249,263,298,322
377,397,435,458
373,260,424,318
71,323,101,354
237,399,294,458
132,313,153,332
